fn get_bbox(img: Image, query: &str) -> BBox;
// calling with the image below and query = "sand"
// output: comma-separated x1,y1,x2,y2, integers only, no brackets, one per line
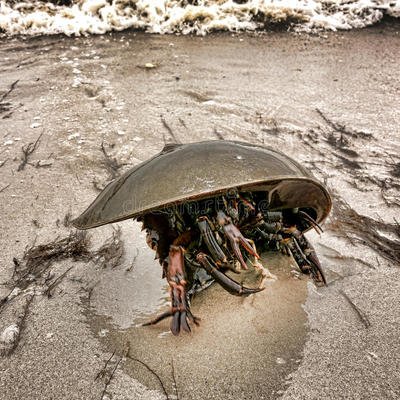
0,21,399,400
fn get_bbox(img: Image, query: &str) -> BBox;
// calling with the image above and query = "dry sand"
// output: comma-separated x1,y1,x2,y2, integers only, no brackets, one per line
0,22,399,400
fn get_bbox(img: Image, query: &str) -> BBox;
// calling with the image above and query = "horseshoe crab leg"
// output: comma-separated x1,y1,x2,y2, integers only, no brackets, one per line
284,228,326,286
297,236,326,286
217,210,259,270
197,216,228,265
142,310,173,326
143,245,200,335
168,245,200,334
196,253,264,296
298,210,323,234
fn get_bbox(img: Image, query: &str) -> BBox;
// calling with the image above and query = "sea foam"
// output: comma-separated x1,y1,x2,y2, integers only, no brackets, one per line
0,0,399,37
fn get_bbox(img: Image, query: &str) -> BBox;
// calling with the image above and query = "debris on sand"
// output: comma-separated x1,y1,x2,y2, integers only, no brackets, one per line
100,353,123,400
389,162,400,178
100,142,124,180
35,159,53,168
44,266,74,298
0,183,11,193
316,108,373,140
95,350,116,381
0,293,33,357
0,227,124,355
2,227,124,309
340,290,371,328
137,63,158,70
161,116,180,144
0,324,19,348
11,230,91,291
125,248,138,272
213,128,224,140
17,133,43,172
91,227,124,270
171,359,180,400
328,198,400,265
0,80,18,116
126,349,169,400
17,228,122,284
93,142,126,191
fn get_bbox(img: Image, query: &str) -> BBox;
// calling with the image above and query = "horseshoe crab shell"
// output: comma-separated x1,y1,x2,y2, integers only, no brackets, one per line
72,140,331,230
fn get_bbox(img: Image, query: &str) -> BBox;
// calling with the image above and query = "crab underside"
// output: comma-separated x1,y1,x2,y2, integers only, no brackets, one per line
139,189,326,336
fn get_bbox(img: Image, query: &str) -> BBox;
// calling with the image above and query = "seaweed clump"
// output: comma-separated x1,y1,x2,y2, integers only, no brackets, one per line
329,199,400,265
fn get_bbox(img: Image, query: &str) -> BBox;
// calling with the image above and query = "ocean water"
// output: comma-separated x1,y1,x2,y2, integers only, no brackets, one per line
0,0,399,37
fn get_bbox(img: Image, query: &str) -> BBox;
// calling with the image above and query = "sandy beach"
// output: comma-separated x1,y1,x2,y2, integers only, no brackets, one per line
1,21,400,400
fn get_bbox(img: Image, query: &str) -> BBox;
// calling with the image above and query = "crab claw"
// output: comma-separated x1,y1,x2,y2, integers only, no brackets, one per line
302,241,327,286
196,253,264,296
287,235,327,286
217,211,259,270
198,216,228,265
144,245,200,335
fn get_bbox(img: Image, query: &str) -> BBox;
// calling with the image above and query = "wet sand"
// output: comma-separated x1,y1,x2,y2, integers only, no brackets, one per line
1,22,400,400
89,252,308,400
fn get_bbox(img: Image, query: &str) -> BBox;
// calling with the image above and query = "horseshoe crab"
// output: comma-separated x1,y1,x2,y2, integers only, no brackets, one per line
73,140,331,335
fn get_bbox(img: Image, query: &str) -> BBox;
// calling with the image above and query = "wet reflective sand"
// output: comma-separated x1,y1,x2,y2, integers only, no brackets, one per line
89,251,308,400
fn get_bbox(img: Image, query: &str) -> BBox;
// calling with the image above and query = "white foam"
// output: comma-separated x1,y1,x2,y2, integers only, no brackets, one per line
0,0,399,37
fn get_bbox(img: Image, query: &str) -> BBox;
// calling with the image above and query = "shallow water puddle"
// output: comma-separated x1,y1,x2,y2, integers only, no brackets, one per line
90,221,169,329
87,247,309,400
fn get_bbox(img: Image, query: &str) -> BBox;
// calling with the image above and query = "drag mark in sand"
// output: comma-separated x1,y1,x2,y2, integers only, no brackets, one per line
126,348,170,400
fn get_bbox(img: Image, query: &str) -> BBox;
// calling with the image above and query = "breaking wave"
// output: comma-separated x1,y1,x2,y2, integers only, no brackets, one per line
0,0,399,37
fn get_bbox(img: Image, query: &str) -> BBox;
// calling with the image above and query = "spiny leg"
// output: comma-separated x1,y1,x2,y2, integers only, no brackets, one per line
168,245,200,334
298,210,323,234
216,210,259,270
143,245,200,335
197,216,228,265
296,235,326,286
284,226,326,286
196,252,264,296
